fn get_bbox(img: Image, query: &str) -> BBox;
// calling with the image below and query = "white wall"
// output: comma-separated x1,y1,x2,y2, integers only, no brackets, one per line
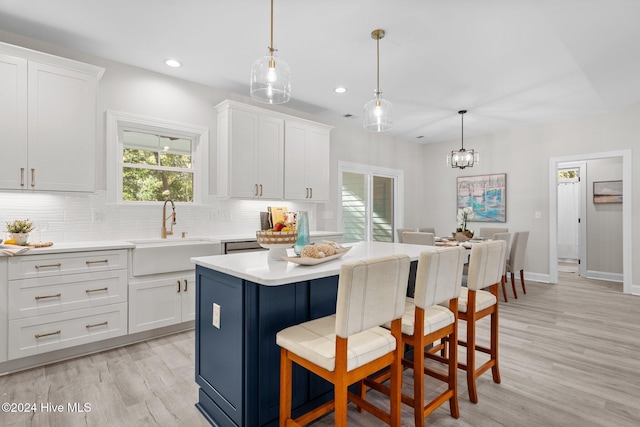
0,30,637,288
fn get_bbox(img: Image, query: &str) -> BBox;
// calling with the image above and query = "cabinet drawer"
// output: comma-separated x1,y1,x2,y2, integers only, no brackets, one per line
8,250,127,280
8,302,127,359
8,270,127,320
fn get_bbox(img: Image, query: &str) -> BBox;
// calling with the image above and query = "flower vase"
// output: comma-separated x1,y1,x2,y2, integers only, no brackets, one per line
11,232,30,246
293,211,310,256
454,230,473,242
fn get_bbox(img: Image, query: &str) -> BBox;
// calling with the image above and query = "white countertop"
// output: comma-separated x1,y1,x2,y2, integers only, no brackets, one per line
1,240,135,257
191,241,434,286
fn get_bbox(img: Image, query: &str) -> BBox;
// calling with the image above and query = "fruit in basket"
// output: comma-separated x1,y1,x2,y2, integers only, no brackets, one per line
273,222,286,232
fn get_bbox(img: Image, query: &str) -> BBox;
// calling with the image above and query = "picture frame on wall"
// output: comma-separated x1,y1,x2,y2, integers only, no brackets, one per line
593,180,623,204
457,173,507,222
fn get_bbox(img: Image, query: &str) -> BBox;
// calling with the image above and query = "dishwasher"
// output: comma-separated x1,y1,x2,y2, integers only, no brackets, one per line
223,240,267,254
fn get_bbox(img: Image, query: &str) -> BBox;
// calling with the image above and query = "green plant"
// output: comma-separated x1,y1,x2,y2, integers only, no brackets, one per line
6,219,35,234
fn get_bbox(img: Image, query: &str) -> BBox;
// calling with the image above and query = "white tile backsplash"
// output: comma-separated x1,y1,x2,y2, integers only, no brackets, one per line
0,190,319,242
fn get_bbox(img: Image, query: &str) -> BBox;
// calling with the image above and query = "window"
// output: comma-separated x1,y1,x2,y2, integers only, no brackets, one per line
107,111,209,203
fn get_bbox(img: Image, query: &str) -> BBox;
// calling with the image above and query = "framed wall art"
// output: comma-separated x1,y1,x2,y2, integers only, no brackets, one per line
593,180,623,204
457,173,506,222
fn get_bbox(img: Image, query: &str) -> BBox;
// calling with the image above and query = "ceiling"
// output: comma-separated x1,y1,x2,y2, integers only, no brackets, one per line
2,0,640,143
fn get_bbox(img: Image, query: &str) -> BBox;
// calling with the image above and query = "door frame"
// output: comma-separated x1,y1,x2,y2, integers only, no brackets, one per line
548,149,632,294
337,161,404,242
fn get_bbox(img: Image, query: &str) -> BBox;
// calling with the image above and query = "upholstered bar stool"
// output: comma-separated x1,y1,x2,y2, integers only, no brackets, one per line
505,231,529,298
276,254,410,426
417,227,436,235
364,246,466,427
457,240,506,403
402,231,435,246
491,232,511,302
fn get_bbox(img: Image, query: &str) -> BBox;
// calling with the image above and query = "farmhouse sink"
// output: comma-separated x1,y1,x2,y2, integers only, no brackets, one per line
128,238,221,276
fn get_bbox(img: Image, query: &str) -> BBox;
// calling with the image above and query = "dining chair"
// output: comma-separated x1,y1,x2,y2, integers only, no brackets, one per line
396,227,415,243
491,232,511,302
417,227,436,235
363,246,466,427
478,227,508,238
402,231,435,246
457,240,506,403
505,231,529,299
277,254,410,426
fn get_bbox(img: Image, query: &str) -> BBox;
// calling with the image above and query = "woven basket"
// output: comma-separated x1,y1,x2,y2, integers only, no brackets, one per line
256,230,298,246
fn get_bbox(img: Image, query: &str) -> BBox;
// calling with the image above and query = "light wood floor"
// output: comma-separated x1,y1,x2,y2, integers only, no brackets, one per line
1,272,639,427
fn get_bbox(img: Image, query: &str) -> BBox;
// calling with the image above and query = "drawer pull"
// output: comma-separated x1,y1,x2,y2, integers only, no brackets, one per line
177,280,181,293
85,287,108,294
35,293,62,300
85,259,109,265
86,321,108,329
20,167,25,187
35,263,62,269
183,279,188,292
31,168,35,187
35,330,61,339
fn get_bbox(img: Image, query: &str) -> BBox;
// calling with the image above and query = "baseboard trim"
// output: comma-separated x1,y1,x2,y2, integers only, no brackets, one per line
586,270,623,283
524,272,550,284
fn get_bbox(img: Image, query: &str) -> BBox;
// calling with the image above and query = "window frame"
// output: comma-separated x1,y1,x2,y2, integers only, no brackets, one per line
106,111,209,205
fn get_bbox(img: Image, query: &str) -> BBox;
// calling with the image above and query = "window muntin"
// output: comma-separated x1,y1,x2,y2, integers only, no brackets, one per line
121,130,194,202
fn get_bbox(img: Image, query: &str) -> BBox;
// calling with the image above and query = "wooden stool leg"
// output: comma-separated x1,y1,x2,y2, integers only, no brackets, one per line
510,272,518,299
466,311,478,404
413,312,426,427
449,321,460,418
279,349,292,427
520,269,526,294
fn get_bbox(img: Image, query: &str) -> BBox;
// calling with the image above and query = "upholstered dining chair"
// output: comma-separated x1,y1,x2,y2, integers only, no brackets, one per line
417,227,436,235
505,231,529,299
491,232,511,302
277,254,410,426
396,228,415,243
478,227,508,238
363,246,466,427
402,231,435,246
457,240,506,403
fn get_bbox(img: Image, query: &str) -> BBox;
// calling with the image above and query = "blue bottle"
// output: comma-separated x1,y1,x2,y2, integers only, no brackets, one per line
293,211,310,256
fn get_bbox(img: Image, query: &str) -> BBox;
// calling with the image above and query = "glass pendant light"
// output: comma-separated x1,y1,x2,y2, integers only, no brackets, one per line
363,29,392,132
250,0,291,104
447,110,479,169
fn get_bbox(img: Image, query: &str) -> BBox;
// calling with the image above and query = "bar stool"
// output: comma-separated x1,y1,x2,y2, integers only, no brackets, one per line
364,246,466,427
458,240,506,403
505,231,530,298
276,254,410,426
491,232,511,302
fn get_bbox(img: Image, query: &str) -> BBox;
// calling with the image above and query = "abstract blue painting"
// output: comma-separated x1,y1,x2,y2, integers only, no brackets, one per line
457,173,506,222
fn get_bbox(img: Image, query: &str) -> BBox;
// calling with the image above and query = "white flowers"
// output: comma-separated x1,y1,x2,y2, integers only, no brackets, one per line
457,207,474,231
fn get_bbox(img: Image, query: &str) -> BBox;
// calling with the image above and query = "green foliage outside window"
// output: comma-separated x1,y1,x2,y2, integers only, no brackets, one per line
122,132,194,202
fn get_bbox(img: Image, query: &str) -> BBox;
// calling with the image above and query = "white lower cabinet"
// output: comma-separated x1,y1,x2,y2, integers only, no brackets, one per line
128,272,195,334
6,249,128,360
0,259,8,363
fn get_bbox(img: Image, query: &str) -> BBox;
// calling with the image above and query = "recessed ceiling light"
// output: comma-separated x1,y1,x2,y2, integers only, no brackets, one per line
165,59,182,68
334,87,347,94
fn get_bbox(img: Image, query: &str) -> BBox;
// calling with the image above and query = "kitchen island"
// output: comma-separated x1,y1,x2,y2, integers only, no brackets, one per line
191,241,432,427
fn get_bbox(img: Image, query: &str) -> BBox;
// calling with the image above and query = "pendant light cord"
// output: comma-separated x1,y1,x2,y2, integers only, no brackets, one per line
376,36,380,95
269,0,274,55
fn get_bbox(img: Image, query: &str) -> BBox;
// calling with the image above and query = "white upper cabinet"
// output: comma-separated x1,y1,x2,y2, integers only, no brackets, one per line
216,100,332,202
284,119,332,202
0,42,104,192
217,100,284,199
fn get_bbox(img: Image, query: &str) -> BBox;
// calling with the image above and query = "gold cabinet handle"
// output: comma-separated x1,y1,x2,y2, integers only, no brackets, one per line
259,184,263,196
35,293,62,300
31,168,35,187
86,321,108,329
183,279,188,292
177,280,181,293
309,187,312,199
85,287,108,294
20,167,25,187
35,330,61,339
35,263,62,269
255,183,259,196
85,259,108,265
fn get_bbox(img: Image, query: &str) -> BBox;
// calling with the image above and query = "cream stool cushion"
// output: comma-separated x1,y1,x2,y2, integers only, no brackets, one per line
389,297,454,336
458,287,497,313
277,315,396,372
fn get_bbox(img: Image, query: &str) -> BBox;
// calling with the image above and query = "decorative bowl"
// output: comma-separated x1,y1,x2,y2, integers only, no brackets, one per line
256,230,298,260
